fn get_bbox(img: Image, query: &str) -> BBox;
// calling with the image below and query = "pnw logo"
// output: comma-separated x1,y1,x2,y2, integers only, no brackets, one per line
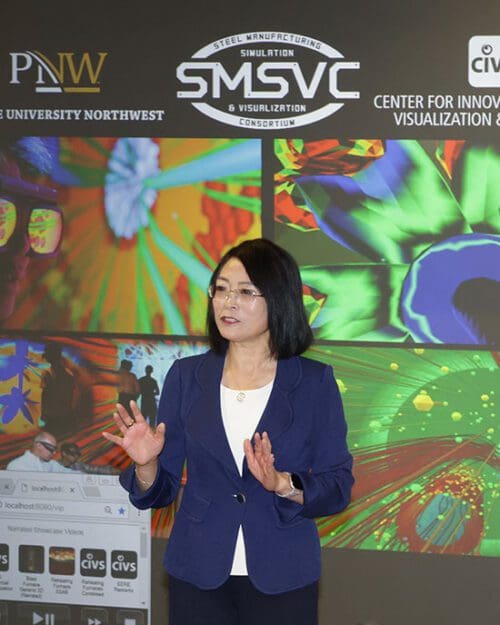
177,31,360,129
9,50,108,93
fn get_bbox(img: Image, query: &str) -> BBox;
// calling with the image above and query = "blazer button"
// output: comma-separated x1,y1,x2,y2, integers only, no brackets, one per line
235,493,246,504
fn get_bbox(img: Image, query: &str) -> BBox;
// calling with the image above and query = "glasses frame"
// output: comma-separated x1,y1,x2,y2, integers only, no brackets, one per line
37,440,57,453
61,447,81,458
207,283,265,303
0,173,63,257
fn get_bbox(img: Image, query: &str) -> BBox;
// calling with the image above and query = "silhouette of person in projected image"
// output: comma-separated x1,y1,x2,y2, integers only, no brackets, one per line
117,359,140,418
138,364,160,425
40,343,77,437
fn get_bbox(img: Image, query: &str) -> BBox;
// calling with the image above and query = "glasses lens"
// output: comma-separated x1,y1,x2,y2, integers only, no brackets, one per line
39,441,57,453
208,284,261,303
209,284,230,299
28,208,63,255
238,288,260,303
212,284,231,299
0,199,17,248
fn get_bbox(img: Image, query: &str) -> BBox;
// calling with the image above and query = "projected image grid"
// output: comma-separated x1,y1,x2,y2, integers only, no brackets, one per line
1,135,498,560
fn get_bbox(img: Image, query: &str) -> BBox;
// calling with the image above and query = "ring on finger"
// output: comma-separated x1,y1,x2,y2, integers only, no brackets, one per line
126,421,135,428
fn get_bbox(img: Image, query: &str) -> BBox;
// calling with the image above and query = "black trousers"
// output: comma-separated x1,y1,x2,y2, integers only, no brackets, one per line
168,575,318,625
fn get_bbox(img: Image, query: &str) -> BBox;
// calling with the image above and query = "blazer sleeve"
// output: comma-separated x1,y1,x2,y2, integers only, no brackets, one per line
120,359,186,509
274,364,354,523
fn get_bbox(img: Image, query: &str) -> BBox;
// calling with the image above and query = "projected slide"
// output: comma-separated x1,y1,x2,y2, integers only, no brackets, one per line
275,139,500,346
308,343,500,557
2,137,261,334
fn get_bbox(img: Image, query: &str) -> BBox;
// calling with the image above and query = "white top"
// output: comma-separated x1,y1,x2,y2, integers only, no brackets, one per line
220,379,274,575
6,450,71,473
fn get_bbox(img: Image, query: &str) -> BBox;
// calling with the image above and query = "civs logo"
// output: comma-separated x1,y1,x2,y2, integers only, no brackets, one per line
0,544,8,571
468,36,500,87
111,550,137,578
80,549,107,577
10,51,108,93
177,31,360,129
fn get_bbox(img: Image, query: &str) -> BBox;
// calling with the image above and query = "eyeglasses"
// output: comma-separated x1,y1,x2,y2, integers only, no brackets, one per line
0,173,63,257
62,448,80,458
37,440,57,453
208,283,265,304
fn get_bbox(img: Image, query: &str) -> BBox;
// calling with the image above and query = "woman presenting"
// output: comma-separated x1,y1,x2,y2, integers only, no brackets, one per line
104,238,353,625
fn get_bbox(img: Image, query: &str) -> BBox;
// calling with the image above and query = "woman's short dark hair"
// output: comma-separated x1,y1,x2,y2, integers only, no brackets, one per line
207,238,313,358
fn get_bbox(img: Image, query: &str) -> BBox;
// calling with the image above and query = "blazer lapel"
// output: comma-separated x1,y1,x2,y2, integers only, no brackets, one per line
254,356,301,441
186,351,242,481
243,356,302,482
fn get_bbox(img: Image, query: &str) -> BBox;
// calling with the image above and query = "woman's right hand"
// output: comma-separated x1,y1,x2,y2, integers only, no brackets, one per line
102,400,166,467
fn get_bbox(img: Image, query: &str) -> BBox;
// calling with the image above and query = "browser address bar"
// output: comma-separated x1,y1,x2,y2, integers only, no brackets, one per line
0,498,129,519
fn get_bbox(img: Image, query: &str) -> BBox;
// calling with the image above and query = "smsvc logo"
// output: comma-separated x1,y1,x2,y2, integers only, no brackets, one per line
468,36,500,87
177,31,360,129
9,50,108,93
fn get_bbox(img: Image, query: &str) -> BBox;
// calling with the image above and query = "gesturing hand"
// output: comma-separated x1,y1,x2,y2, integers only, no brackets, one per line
244,431,289,493
102,401,165,467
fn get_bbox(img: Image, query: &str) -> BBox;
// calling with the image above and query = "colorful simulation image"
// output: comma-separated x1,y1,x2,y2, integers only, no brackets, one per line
0,334,207,481
275,139,500,346
308,343,500,557
3,335,497,555
1,137,261,334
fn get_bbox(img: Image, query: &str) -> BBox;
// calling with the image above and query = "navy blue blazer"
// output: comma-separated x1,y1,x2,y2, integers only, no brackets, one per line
120,350,353,594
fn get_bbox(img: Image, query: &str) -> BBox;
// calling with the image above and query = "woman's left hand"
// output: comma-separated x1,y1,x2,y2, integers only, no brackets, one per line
244,431,290,494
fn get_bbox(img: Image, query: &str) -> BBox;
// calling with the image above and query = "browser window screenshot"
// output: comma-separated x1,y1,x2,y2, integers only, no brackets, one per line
0,470,150,625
